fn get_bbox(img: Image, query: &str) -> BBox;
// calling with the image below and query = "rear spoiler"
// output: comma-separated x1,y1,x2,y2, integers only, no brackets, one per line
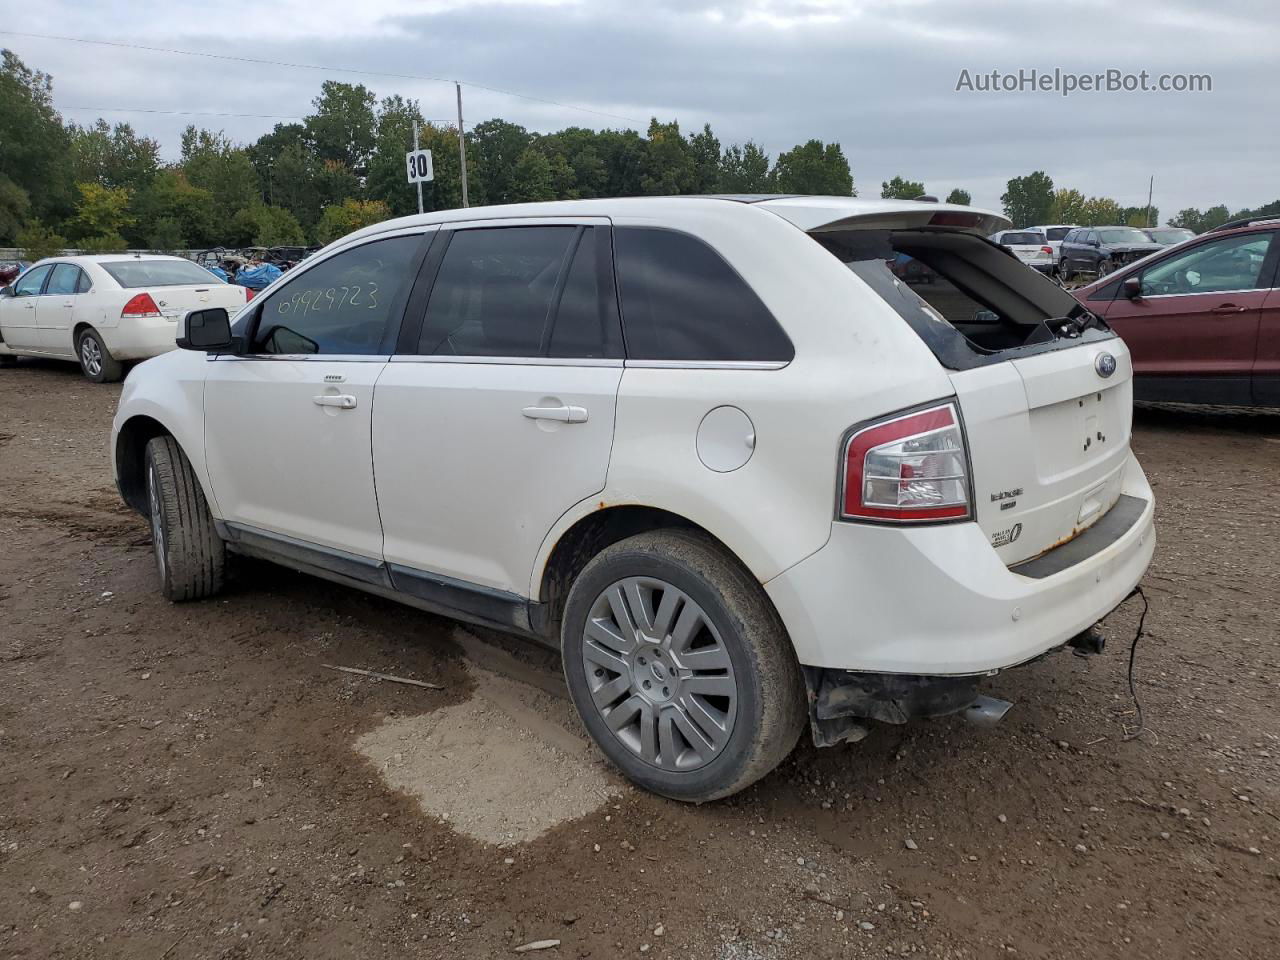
755,197,1011,237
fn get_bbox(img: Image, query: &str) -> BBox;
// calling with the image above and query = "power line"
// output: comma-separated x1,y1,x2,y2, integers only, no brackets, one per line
63,105,457,125
0,30,643,125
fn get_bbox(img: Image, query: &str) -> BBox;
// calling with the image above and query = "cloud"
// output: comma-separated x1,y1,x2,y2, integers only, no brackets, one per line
8,0,1276,217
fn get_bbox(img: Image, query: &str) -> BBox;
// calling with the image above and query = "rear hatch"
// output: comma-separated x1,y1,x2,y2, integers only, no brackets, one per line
763,198,1137,567
951,343,1133,565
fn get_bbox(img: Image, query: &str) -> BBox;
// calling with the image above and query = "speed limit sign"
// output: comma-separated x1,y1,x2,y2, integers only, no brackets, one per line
405,149,434,183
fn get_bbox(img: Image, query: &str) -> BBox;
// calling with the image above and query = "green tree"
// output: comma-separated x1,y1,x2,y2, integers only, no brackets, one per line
507,148,556,202
68,119,159,192
16,219,65,261
719,143,773,193
945,188,971,206
314,198,391,244
688,123,722,193
305,81,377,170
539,127,610,198
180,127,260,237
881,175,926,200
131,170,218,247
264,141,322,229
469,118,533,205
71,182,133,240
0,174,31,243
1121,205,1159,228
1046,188,1087,224
1168,205,1230,232
78,232,128,252
774,140,854,196
248,122,307,199
148,217,184,252
1001,171,1054,227
640,119,697,195
1078,196,1124,226
0,50,74,229
365,95,427,217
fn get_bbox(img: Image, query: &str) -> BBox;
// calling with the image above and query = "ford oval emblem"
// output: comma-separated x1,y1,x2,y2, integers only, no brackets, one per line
1095,352,1117,378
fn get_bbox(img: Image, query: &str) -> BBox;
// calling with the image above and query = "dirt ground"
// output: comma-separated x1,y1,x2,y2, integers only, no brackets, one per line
1,359,1277,960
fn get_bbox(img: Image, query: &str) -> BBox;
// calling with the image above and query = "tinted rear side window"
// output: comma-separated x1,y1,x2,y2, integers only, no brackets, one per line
613,227,793,362
417,226,577,357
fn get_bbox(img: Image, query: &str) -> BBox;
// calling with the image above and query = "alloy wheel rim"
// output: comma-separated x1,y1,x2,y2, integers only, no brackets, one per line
148,463,166,582
581,577,737,772
81,337,102,376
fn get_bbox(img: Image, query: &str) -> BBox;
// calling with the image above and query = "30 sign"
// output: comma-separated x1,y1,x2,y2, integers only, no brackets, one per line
405,149,434,184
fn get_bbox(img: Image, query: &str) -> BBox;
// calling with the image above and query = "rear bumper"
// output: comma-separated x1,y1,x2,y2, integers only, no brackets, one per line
766,454,1155,674
103,317,182,361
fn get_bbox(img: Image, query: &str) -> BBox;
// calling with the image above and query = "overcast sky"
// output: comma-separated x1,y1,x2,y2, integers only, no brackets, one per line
4,0,1277,220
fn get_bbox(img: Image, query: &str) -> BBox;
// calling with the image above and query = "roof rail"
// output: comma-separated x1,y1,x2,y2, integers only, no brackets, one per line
1206,215,1280,234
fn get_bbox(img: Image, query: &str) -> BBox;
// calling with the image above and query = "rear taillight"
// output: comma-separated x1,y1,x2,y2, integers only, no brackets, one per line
121,292,162,318
840,401,971,522
1041,246,1054,256
244,287,255,301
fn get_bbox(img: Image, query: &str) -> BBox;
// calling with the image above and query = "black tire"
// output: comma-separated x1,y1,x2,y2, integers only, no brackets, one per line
1097,258,1113,277
1059,258,1073,281
76,327,124,383
0,353,17,367
145,435,225,602
561,529,806,803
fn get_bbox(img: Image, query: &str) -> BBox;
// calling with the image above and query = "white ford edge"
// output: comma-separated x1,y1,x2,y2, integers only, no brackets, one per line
111,196,1155,802
0,255,249,382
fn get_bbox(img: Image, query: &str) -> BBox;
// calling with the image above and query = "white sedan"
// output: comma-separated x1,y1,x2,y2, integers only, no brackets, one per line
0,255,250,382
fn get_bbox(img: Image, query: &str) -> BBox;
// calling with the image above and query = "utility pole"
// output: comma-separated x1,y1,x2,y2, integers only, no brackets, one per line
1145,175,1154,228
456,81,470,208
412,120,424,215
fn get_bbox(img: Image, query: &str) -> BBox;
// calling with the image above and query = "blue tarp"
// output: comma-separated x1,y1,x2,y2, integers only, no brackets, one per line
204,264,229,282
234,262,282,290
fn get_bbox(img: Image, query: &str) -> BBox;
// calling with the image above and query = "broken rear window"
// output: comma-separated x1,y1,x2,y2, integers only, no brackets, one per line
812,229,1116,370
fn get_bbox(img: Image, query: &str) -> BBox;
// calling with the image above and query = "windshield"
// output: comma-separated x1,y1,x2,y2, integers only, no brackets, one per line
1097,228,1152,245
1148,228,1195,245
1001,232,1044,245
101,260,226,288
1044,227,1072,241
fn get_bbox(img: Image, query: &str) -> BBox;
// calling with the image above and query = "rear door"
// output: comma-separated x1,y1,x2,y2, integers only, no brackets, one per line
1097,230,1274,404
373,219,623,597
204,231,429,566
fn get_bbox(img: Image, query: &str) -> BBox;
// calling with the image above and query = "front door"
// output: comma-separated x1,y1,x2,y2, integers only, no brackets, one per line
37,263,86,355
1100,231,1275,405
203,231,430,568
373,221,623,597
0,264,53,351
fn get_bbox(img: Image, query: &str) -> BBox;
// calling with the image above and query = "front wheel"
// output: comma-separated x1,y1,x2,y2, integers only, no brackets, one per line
145,435,225,601
561,530,806,803
77,327,124,383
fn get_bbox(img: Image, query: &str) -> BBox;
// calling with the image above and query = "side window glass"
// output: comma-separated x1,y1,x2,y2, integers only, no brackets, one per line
614,227,794,362
77,269,92,293
253,235,421,355
46,264,81,296
548,229,623,359
13,264,52,297
416,226,577,357
1140,233,1273,296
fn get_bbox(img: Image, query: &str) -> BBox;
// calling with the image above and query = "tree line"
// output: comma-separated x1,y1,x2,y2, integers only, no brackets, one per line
2,48,1274,262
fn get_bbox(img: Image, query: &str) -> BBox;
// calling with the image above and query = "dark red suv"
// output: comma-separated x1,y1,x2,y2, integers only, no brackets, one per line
1073,218,1280,406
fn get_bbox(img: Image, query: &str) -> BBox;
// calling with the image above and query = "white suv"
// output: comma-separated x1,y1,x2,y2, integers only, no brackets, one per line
111,196,1155,802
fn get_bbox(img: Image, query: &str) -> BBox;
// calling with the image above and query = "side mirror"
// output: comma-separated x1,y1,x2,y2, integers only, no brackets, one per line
0,285,14,297
177,308,237,352
1122,276,1143,300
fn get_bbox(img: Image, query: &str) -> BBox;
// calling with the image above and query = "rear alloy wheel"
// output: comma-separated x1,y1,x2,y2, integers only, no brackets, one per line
1059,258,1073,281
562,530,806,803
1097,258,1114,277
76,327,124,383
